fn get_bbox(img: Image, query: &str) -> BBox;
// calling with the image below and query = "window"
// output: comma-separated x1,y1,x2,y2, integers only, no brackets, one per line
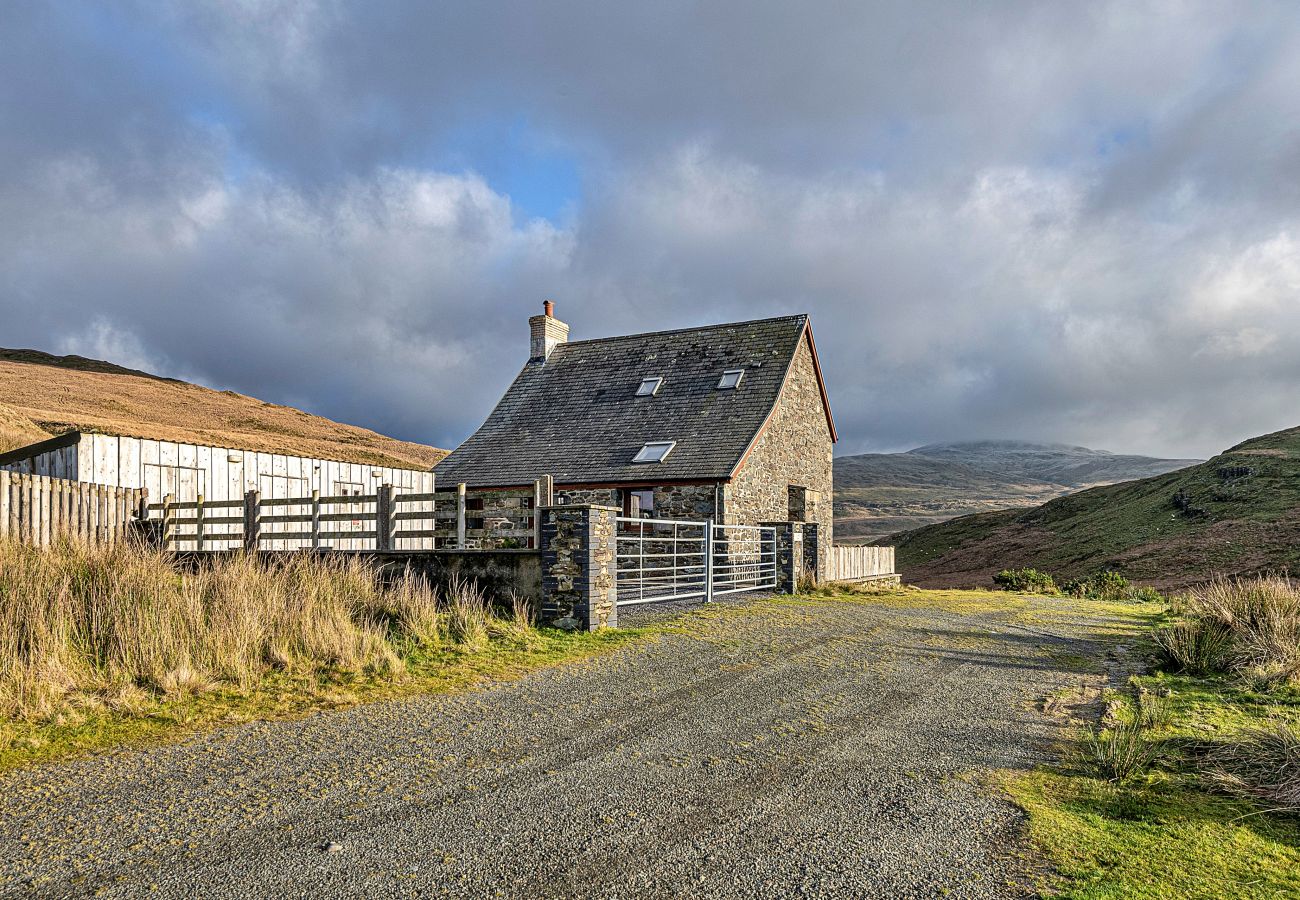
635,376,663,397
622,489,655,521
717,368,745,389
632,441,676,464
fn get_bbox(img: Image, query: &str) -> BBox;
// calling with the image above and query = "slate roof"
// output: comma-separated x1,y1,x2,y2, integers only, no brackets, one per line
434,314,832,487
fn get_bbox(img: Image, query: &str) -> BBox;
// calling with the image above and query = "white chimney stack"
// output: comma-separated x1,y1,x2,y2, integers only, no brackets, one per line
529,300,569,362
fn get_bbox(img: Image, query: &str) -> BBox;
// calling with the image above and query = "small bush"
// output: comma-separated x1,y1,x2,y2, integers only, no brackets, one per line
994,568,1059,594
1062,571,1163,603
1078,723,1163,782
1198,720,1300,813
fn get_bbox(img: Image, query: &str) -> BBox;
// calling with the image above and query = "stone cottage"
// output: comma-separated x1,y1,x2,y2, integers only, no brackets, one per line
434,302,837,564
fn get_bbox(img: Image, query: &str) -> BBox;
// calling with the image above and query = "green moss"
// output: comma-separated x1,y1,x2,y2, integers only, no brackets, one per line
1008,772,1300,899
1007,670,1300,899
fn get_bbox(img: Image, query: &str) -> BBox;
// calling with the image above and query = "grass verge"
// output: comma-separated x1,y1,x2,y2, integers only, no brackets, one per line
1006,670,1300,898
0,624,645,773
0,538,650,772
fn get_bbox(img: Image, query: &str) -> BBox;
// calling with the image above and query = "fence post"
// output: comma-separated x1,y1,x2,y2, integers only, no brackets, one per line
244,489,261,551
0,470,7,539
311,489,321,550
162,493,174,549
703,518,715,603
195,493,205,552
376,483,395,551
456,482,467,549
532,478,549,549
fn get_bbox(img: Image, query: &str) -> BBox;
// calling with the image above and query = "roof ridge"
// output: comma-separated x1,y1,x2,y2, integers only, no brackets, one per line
559,313,809,349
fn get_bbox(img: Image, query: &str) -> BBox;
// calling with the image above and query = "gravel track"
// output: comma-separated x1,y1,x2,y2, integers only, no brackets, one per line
0,594,1127,899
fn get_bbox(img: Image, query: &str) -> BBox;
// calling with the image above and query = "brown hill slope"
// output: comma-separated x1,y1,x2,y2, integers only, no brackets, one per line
887,426,1300,591
0,349,446,469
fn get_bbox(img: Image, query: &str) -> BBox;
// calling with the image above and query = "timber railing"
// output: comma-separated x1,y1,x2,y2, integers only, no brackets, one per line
825,545,897,582
0,470,145,547
149,476,556,552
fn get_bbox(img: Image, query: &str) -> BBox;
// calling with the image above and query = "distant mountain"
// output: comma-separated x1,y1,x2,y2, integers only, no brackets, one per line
886,426,1300,591
905,440,1202,488
834,440,1199,542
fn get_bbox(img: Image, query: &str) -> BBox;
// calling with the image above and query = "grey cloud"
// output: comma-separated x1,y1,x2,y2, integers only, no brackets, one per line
3,2,1300,459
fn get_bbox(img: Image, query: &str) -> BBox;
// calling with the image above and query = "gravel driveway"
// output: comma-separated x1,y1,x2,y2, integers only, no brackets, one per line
0,592,1132,899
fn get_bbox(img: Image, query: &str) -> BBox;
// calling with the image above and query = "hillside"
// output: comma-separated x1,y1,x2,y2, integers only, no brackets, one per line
835,440,1199,541
0,349,446,469
887,426,1300,590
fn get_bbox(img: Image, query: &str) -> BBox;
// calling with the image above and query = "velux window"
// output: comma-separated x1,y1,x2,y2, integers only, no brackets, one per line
636,376,663,397
717,368,744,389
632,441,676,464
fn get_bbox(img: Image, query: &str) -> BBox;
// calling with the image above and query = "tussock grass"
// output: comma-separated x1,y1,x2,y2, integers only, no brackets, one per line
1159,576,1300,686
1077,722,1163,782
1199,719,1300,814
0,537,513,721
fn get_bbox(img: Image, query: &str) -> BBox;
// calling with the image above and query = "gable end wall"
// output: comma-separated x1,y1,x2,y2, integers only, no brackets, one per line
722,335,834,568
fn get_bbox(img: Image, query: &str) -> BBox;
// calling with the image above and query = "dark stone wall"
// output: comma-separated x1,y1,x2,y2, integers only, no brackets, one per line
375,549,541,604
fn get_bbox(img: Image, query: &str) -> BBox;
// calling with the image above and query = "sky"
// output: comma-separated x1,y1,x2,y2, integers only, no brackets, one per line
2,1,1299,460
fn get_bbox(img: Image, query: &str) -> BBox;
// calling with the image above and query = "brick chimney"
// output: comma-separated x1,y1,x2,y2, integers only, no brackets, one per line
529,300,569,362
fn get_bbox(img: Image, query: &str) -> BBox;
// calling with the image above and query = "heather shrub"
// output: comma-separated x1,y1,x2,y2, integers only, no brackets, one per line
993,568,1058,594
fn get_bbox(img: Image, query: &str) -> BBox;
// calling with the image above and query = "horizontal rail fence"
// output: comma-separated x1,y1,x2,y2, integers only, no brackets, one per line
710,524,777,596
432,479,551,550
825,545,896,582
614,518,777,606
615,517,709,606
150,478,554,552
0,470,144,547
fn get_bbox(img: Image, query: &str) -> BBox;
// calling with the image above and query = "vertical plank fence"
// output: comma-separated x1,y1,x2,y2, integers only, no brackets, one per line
825,545,897,583
0,470,145,547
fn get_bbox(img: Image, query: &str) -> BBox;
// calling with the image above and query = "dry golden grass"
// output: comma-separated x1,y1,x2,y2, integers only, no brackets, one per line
0,349,445,468
0,538,492,720
1165,576,1300,686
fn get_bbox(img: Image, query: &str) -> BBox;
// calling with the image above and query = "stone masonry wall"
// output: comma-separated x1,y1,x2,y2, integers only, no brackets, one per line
556,484,719,522
539,504,617,630
723,335,834,573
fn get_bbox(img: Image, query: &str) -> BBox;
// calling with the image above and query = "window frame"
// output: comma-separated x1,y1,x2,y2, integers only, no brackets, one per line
635,376,664,397
632,440,676,464
717,368,745,389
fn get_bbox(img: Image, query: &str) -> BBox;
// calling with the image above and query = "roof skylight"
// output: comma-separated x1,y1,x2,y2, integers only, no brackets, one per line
632,441,676,464
636,376,663,397
717,368,744,389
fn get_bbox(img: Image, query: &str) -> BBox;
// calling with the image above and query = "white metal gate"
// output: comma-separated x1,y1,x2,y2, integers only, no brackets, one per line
615,517,777,606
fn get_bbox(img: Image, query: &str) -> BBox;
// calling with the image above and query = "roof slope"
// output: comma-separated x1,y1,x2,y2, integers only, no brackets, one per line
0,349,446,469
435,315,824,486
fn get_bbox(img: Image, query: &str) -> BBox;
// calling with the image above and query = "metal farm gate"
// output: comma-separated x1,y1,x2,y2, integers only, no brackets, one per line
615,517,777,606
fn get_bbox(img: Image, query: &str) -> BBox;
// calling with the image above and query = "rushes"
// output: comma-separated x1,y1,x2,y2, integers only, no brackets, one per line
1079,722,1163,782
1157,576,1300,686
0,538,515,720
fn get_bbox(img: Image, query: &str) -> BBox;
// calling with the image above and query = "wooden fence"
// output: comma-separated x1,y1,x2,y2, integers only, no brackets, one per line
150,477,554,552
0,471,145,547
825,544,896,583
